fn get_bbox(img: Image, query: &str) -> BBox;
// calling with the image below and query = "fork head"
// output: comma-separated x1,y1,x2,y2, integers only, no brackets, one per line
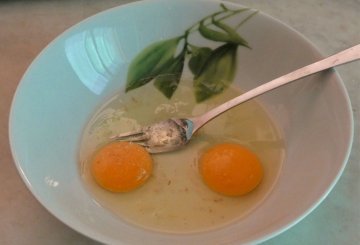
110,118,194,153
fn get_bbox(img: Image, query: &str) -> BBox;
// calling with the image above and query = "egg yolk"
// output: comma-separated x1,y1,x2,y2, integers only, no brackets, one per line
91,141,153,192
199,143,263,196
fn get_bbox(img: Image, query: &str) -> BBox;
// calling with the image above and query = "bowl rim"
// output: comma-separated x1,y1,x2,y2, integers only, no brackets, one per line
8,0,354,244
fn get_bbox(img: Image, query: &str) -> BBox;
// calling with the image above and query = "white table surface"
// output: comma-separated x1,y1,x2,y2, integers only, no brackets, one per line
1,0,359,244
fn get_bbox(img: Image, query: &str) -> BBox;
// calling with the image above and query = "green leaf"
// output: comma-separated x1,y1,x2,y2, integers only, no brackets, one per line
219,3,229,11
188,45,212,77
126,37,182,92
153,51,185,99
212,18,250,48
198,18,250,47
198,20,234,43
194,43,238,102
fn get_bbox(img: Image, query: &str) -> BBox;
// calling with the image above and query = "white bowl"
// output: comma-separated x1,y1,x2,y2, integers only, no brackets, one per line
9,0,353,244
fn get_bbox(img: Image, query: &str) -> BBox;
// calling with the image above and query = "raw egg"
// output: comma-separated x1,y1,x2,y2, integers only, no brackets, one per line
80,82,284,232
91,141,153,192
199,143,263,196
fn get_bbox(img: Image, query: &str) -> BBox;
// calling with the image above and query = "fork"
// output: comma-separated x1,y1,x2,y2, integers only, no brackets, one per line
111,44,360,153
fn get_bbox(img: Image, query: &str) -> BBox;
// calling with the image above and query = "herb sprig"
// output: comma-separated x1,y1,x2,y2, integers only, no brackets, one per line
126,4,258,102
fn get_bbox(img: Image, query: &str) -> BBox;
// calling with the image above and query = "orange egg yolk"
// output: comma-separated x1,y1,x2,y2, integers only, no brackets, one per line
199,143,263,196
91,141,153,192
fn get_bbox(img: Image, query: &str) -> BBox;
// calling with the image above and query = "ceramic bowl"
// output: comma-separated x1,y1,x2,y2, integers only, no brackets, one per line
9,0,353,244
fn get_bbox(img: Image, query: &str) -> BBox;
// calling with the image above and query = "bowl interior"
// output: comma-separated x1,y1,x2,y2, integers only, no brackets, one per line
9,0,352,244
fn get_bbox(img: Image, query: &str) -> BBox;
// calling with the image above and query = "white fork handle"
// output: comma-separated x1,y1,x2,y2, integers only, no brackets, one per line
191,44,360,133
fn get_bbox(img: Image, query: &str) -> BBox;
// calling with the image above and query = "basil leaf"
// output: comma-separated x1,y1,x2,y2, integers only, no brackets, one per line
188,45,212,77
154,51,185,99
194,43,237,102
126,37,182,92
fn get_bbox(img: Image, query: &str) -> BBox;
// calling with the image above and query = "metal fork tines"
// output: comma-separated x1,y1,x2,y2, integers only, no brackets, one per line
108,119,191,153
110,131,149,145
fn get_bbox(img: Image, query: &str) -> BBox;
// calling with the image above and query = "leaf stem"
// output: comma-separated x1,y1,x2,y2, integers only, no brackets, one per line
184,9,225,36
184,7,251,42
235,10,259,30
214,8,250,23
